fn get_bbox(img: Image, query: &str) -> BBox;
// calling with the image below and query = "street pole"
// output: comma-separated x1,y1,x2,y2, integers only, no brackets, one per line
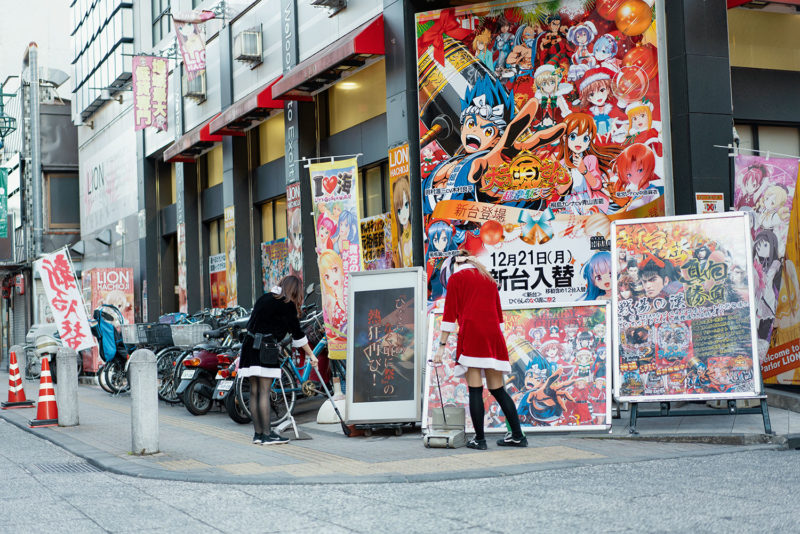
27,43,42,258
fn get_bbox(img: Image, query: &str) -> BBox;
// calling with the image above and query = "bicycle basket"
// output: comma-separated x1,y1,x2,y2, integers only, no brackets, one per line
170,323,212,346
137,323,174,346
120,324,139,345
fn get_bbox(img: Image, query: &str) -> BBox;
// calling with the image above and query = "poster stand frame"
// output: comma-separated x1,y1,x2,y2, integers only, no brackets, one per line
627,397,773,435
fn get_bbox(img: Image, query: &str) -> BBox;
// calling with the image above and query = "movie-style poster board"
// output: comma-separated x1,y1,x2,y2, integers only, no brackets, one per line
764,169,800,384
416,1,670,308
208,253,227,309
286,182,303,284
423,301,611,433
733,154,800,361
360,213,394,270
612,213,763,402
389,143,413,268
346,268,425,424
309,157,364,360
261,238,289,292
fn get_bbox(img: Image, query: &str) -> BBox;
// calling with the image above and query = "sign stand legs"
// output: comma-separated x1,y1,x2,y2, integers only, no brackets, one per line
628,397,773,435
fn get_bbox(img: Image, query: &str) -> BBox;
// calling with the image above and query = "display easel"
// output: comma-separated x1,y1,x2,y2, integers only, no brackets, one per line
627,396,773,435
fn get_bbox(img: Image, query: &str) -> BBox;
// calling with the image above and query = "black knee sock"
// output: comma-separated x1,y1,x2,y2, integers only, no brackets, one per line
490,386,523,439
468,386,485,441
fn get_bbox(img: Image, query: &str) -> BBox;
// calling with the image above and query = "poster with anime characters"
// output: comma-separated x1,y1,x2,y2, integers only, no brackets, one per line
423,302,611,433
309,158,363,360
261,239,289,293
417,1,668,306
764,173,800,385
733,155,799,359
612,213,763,402
286,182,303,284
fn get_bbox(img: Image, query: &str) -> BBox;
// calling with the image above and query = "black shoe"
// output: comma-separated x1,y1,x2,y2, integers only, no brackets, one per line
466,437,487,450
262,431,289,445
252,433,264,444
496,432,528,447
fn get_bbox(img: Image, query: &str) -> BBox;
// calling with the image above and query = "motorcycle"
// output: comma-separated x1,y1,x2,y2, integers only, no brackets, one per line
214,356,250,424
29,332,83,384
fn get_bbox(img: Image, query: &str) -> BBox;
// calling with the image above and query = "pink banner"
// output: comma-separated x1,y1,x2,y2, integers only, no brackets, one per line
173,11,214,82
34,250,95,352
132,56,168,131
734,155,800,358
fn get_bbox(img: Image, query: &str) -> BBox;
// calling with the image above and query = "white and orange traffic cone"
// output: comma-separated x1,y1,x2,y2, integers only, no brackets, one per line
1,350,34,409
29,358,58,427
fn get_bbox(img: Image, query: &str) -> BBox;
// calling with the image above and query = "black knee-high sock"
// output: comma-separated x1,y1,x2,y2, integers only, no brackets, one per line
468,386,485,440
490,386,523,439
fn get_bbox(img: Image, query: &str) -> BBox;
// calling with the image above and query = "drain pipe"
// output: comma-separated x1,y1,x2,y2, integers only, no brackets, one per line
26,42,42,258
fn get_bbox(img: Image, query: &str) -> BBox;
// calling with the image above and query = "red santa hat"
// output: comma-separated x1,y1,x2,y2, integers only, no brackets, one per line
578,67,613,93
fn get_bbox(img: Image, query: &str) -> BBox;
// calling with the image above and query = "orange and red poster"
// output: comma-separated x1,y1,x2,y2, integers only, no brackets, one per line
224,206,237,307
416,1,667,307
209,253,227,309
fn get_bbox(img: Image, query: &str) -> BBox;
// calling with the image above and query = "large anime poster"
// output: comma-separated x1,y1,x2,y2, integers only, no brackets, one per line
612,214,762,402
416,1,667,306
261,239,289,292
286,182,303,284
732,155,799,360
423,302,611,433
309,158,363,360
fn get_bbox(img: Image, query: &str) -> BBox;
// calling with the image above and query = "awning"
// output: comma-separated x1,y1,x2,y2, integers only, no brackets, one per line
208,77,285,135
272,14,384,100
163,114,224,163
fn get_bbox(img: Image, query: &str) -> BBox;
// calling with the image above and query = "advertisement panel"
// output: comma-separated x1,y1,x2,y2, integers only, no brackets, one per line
416,1,668,306
423,301,611,433
360,213,393,270
208,253,227,309
224,206,237,307
286,182,303,283
177,222,187,314
389,143,413,268
733,154,799,359
309,157,363,359
261,238,289,292
132,55,169,132
88,268,135,324
612,213,762,402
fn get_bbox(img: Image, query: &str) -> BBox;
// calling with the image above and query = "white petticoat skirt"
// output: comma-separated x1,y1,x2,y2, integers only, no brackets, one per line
237,365,281,379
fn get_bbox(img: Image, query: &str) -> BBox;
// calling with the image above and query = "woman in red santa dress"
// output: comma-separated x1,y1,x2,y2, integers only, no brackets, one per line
434,250,527,450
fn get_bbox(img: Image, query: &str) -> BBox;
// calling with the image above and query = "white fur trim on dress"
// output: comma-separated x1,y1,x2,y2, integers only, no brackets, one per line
238,366,282,379
499,323,505,333
453,354,512,378
291,335,309,348
440,321,457,332
271,285,282,295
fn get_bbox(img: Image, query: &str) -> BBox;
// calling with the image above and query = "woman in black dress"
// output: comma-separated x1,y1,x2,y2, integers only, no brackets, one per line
239,276,317,445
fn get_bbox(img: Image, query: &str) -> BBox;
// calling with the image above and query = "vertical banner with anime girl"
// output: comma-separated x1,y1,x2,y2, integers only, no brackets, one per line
389,144,413,267
733,155,799,360
416,1,668,307
285,182,303,284
224,206,238,307
309,158,363,359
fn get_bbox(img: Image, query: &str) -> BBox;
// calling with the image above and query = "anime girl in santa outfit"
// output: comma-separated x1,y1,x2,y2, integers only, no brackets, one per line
556,113,623,214
573,67,625,139
566,21,598,82
533,64,573,129
624,100,662,157
592,34,620,72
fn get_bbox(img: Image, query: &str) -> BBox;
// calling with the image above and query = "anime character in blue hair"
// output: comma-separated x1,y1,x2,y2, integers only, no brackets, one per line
422,73,566,212
593,34,620,72
513,352,577,425
332,208,360,270
426,220,476,301
581,251,612,301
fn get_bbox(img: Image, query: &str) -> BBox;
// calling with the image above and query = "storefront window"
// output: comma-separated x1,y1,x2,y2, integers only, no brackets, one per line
46,173,79,229
208,218,224,256
734,123,800,157
728,9,800,72
259,112,285,166
359,161,390,218
328,59,387,135
152,0,171,45
157,160,176,208
261,196,287,243
206,145,223,188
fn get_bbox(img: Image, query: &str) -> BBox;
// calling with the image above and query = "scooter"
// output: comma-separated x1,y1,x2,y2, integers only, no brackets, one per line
214,356,251,424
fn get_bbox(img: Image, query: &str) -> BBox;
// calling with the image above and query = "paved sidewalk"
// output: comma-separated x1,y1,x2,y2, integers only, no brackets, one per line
1,378,795,485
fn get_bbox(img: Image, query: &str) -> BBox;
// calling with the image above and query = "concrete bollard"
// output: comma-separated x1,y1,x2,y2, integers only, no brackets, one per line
56,347,80,426
129,349,159,455
10,344,24,377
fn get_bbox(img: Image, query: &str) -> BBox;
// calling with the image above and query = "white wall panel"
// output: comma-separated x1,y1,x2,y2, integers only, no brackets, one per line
297,0,382,63
231,0,283,101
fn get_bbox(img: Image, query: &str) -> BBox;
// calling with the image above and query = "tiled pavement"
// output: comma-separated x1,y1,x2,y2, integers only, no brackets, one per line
1,377,796,484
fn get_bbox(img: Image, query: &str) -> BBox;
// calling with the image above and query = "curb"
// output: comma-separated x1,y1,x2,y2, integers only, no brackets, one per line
766,388,800,414
0,410,789,486
581,432,784,447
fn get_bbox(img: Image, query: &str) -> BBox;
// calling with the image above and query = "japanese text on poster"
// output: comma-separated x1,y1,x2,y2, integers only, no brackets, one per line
360,213,393,270
132,56,168,132
286,182,303,284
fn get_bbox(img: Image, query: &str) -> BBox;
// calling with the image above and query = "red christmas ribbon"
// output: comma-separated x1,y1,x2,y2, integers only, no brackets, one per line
417,8,471,66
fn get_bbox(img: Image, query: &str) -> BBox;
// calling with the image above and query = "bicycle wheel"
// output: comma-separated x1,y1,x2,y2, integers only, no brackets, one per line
97,362,113,393
103,358,128,394
234,375,251,419
156,347,184,404
270,365,299,427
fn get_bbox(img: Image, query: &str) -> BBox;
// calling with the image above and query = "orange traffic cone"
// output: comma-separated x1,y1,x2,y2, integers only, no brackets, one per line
2,350,34,409
29,358,58,427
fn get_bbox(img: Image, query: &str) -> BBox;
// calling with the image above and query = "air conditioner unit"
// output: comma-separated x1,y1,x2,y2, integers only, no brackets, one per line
182,71,206,102
234,28,262,65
